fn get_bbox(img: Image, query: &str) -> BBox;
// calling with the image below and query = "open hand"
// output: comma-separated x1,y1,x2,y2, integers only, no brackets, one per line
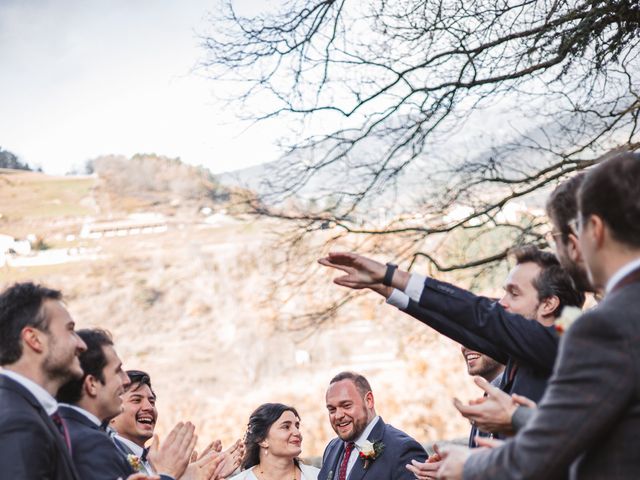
453,377,521,435
148,421,197,479
318,252,387,289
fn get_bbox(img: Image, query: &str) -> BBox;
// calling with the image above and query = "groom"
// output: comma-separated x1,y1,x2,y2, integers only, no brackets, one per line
319,371,427,480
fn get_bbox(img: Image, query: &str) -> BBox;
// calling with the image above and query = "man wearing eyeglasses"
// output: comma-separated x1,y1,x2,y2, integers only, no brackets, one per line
438,151,640,479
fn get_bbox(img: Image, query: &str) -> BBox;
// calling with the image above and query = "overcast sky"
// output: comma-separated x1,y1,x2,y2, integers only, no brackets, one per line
0,0,280,175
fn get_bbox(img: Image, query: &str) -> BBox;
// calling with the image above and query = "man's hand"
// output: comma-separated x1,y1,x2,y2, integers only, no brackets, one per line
406,444,442,480
436,445,471,480
474,437,505,449
453,377,529,435
218,439,243,477
179,451,225,480
318,252,387,289
148,421,197,479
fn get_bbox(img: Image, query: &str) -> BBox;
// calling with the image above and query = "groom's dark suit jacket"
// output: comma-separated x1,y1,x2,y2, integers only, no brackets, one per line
404,277,559,403
0,375,80,480
58,405,135,480
318,417,427,480
464,270,640,479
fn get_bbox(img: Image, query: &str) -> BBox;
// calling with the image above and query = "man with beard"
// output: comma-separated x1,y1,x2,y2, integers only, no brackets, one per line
453,173,600,439
0,282,87,479
437,152,640,478
319,246,584,418
318,371,427,480
56,329,154,480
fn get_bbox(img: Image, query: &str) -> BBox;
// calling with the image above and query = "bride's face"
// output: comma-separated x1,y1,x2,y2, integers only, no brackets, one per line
264,410,303,459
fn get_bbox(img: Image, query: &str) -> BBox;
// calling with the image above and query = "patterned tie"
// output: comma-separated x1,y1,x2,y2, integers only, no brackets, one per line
51,411,72,453
338,442,355,480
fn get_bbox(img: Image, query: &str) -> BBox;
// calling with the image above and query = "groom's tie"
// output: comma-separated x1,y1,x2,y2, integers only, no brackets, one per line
339,441,355,480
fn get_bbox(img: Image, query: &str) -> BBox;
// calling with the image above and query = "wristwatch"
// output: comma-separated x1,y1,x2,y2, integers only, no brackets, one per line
383,263,398,287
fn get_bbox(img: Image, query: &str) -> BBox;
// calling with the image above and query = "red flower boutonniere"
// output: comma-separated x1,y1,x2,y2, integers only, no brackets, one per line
359,440,385,469
554,306,583,336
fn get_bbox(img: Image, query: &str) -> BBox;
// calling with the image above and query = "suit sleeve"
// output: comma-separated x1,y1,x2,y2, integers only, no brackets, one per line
463,309,634,479
0,412,55,478
510,406,535,433
414,278,558,371
404,299,509,364
392,436,428,480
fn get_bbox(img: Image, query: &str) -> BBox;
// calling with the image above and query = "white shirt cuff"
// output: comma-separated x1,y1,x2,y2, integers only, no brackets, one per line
386,289,410,310
405,273,427,302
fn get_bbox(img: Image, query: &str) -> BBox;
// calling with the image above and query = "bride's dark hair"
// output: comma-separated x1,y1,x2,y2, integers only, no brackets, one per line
241,403,301,471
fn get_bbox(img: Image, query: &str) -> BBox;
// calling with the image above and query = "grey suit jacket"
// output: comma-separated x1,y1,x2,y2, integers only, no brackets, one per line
318,417,427,480
464,276,640,480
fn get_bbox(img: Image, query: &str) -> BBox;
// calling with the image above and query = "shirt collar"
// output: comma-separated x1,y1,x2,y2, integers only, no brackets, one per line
115,434,145,457
605,257,640,294
0,369,58,415
58,403,102,426
354,415,380,449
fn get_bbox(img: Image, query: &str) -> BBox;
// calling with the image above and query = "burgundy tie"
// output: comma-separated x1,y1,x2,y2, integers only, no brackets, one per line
338,442,355,480
51,411,72,453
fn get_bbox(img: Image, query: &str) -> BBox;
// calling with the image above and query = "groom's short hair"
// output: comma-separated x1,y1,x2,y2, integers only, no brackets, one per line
330,371,372,397
579,152,640,248
125,369,156,398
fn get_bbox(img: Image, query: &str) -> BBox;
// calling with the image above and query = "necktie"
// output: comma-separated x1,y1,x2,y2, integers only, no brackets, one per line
51,411,72,453
338,442,354,480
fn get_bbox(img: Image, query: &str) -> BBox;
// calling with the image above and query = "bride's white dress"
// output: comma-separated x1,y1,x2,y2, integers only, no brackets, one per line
230,464,319,480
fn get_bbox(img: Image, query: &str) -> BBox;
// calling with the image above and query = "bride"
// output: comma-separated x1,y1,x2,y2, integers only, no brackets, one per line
231,403,319,480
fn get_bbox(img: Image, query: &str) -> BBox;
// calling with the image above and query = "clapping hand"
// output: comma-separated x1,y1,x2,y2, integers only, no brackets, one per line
406,444,443,480
453,377,536,435
148,421,197,479
436,445,471,480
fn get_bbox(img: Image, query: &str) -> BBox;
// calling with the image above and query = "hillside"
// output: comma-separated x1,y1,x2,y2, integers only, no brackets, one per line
0,165,482,456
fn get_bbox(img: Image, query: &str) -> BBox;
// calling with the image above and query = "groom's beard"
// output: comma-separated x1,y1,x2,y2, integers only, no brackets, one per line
335,406,369,442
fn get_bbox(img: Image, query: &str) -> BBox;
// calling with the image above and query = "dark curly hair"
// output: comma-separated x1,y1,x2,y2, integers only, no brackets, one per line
0,282,62,365
241,403,300,471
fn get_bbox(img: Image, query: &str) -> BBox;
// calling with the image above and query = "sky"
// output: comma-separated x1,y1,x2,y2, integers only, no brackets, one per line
0,0,280,175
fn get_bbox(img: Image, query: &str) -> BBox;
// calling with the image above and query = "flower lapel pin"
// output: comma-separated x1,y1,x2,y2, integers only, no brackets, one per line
554,306,583,336
127,454,142,472
359,440,384,469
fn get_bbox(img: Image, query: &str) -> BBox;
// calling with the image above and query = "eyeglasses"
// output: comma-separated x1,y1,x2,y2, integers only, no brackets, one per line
544,230,563,248
568,217,582,237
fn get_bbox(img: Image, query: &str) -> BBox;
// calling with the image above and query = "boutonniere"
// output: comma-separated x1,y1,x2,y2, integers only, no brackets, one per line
359,440,385,469
127,454,142,472
554,306,583,335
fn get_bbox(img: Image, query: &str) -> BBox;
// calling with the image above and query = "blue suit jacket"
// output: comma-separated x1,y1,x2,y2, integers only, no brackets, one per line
0,375,80,480
318,418,427,480
59,405,135,480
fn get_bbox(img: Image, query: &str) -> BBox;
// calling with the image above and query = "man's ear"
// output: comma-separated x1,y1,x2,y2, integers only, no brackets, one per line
83,374,99,398
566,233,583,264
540,295,560,319
21,326,45,354
365,391,375,410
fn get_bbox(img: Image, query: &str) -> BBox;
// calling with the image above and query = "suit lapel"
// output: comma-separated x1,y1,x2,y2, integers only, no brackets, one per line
0,376,80,480
348,418,386,480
